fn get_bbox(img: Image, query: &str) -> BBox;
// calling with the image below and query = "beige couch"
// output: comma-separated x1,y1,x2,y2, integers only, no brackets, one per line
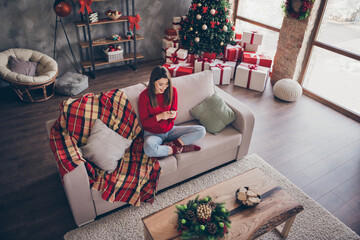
46,70,255,227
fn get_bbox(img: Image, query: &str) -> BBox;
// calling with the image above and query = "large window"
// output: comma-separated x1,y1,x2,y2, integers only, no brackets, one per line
301,0,360,119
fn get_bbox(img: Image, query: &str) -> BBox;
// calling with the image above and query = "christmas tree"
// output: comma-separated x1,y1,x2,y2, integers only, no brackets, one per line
180,0,235,55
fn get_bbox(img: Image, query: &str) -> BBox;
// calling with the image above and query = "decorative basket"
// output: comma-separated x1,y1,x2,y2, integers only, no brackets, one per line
103,48,124,62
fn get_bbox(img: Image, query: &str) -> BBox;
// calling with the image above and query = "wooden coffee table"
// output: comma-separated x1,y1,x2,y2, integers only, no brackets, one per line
142,168,304,240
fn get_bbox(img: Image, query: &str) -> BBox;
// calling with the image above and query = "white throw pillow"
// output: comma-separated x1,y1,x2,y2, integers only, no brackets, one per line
81,119,133,173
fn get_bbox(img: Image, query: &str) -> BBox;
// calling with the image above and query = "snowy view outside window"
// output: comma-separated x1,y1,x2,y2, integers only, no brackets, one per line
303,0,360,115
235,0,284,59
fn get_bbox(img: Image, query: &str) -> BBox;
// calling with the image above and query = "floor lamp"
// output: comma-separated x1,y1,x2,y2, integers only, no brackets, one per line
53,0,82,73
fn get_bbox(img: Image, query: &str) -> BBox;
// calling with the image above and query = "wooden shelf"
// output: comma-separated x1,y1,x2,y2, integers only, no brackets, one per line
81,53,144,68
79,35,144,48
75,16,128,27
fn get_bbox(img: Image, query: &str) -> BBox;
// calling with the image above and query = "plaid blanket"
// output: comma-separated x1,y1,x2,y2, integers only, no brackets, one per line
50,89,161,206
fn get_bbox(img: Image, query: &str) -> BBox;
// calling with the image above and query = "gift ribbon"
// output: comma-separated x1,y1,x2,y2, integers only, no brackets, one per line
211,63,230,85
128,14,141,31
167,49,187,64
246,64,258,88
78,0,93,14
247,53,261,65
250,31,257,44
196,56,213,71
224,45,241,61
168,63,192,77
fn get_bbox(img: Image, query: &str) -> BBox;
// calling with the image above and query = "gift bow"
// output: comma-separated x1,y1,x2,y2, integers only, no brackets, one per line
248,64,258,70
211,64,230,85
168,63,191,77
78,0,93,14
197,57,213,71
225,44,241,60
128,14,141,31
170,52,179,64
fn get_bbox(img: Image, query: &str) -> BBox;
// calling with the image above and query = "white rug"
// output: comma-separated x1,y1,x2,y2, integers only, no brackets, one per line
64,154,360,240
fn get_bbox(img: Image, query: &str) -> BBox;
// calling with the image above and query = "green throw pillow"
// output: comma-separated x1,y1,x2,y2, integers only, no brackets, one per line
190,93,236,135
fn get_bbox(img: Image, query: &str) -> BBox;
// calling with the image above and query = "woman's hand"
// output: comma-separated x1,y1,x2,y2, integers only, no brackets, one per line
156,111,177,121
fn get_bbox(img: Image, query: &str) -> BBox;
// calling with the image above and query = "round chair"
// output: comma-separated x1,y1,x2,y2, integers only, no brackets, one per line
273,78,303,102
0,48,58,102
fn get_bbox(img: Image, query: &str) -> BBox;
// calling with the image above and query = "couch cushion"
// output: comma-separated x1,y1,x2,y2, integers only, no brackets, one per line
157,155,178,178
190,93,236,135
175,120,242,170
172,70,215,125
122,83,146,120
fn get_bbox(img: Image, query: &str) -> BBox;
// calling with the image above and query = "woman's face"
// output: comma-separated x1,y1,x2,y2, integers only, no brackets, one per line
154,78,169,94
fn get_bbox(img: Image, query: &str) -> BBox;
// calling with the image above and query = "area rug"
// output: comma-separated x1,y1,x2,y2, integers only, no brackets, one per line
64,153,360,240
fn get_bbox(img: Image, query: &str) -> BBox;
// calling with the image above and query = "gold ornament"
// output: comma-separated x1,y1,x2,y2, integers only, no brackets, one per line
198,3,202,7
196,14,202,20
210,9,216,15
195,37,200,42
202,24,207,30
197,204,212,220
189,27,193,31
195,31,198,34
220,41,224,46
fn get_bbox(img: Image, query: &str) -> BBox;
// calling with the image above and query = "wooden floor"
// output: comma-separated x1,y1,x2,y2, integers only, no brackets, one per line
0,60,359,240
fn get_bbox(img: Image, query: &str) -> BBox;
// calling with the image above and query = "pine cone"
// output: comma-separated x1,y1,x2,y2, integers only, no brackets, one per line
197,204,212,220
184,210,195,220
207,201,216,210
206,222,217,234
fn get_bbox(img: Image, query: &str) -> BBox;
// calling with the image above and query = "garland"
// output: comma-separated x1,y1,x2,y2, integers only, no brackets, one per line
175,195,231,240
282,0,315,20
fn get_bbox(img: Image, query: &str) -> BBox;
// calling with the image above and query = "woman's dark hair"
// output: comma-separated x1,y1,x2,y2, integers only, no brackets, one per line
148,66,173,107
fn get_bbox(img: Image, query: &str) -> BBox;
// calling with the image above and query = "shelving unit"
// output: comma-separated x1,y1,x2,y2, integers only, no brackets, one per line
74,0,143,78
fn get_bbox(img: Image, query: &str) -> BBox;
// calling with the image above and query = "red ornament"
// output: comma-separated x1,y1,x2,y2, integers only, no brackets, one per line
217,22,220,25
202,6,208,13
191,3,197,10
220,52,223,55
210,21,216,28
231,26,235,31
226,19,229,23
224,7,227,11
54,1,72,17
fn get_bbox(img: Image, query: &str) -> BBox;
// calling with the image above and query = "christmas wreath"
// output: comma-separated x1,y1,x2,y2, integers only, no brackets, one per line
282,0,315,20
175,195,231,240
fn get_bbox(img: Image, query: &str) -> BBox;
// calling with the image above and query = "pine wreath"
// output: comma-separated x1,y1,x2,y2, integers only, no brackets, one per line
175,195,231,240
282,0,315,20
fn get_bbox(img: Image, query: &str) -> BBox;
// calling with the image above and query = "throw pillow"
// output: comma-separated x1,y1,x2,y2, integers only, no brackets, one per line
9,56,37,76
190,93,236,135
81,119,133,173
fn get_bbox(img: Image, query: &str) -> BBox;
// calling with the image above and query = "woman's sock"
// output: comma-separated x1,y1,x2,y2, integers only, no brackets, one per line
182,144,201,152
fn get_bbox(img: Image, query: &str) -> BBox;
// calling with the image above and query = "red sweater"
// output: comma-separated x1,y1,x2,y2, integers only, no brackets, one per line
138,87,178,134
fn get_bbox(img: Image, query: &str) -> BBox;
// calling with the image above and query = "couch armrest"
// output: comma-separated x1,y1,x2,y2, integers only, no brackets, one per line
63,162,96,226
215,87,255,159
45,119,96,227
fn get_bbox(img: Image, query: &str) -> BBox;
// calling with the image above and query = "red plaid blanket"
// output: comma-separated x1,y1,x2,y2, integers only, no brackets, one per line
50,89,161,206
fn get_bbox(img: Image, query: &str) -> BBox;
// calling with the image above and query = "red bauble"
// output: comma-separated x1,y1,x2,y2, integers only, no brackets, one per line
226,19,229,23
54,1,72,17
231,26,235,31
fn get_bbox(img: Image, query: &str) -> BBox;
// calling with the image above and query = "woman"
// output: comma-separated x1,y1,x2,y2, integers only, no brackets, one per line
138,66,206,157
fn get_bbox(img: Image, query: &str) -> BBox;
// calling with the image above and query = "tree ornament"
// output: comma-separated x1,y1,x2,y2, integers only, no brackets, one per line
224,7,227,11
217,21,220,25
195,37,200,42
196,14,202,20
223,25,228,32
189,27,193,31
200,225,206,231
226,19,229,23
210,9,216,15
197,3,202,7
231,26,235,31
220,41,224,46
195,31,198,34
202,6,208,13
202,24,208,30
219,222,224,228
191,3,197,10
181,219,186,224
210,21,216,28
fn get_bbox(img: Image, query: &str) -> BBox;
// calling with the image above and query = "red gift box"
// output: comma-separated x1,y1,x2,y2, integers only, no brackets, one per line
224,44,243,62
203,52,217,60
242,52,272,68
163,63,193,77
235,33,242,40
187,54,196,67
164,28,178,41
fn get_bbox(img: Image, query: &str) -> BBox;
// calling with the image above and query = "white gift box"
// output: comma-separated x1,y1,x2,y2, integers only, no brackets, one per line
210,63,232,85
234,63,270,92
211,59,237,79
239,41,259,52
242,31,263,45
172,16,184,30
194,58,214,73
166,47,188,64
162,39,179,60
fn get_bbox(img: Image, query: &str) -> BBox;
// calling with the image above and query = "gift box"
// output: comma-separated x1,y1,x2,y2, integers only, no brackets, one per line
242,52,273,68
187,54,196,67
162,39,180,60
242,31,263,45
211,59,237,79
240,41,259,52
194,57,214,73
203,52,217,60
235,33,242,44
234,63,270,92
224,44,243,62
210,63,232,85
166,47,188,64
164,28,178,41
172,16,185,30
163,63,193,77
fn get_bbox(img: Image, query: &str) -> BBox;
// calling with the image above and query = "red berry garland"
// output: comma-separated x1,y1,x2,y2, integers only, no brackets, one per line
282,0,315,20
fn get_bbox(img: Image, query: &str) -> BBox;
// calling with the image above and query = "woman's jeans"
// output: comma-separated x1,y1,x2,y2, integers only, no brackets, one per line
143,125,206,157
